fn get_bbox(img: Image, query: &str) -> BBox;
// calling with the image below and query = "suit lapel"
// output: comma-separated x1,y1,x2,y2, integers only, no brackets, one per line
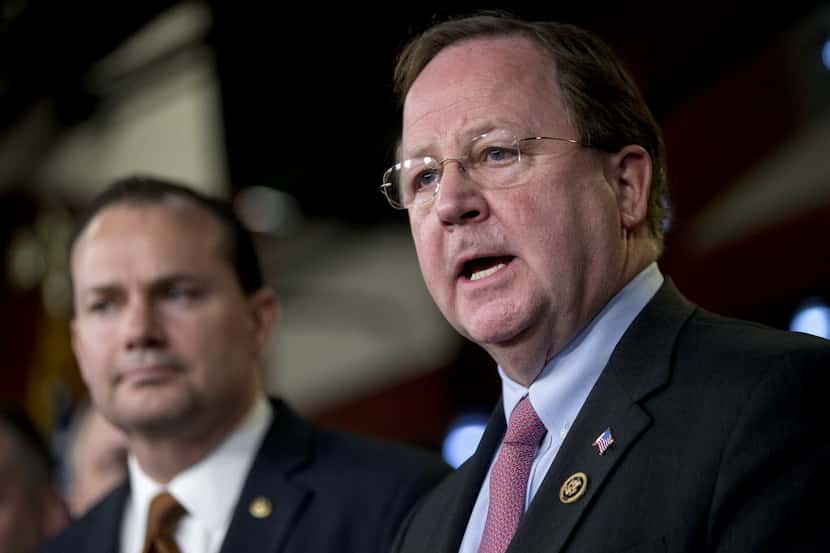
83,482,129,552
509,374,652,553
218,400,313,553
508,280,696,553
427,401,506,553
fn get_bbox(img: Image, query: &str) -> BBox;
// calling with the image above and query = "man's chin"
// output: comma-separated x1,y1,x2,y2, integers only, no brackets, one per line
455,296,533,341
112,402,192,437
462,317,527,348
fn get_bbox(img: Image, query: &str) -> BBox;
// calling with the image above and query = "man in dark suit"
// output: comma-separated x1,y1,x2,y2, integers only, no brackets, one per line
41,176,448,553
381,12,830,553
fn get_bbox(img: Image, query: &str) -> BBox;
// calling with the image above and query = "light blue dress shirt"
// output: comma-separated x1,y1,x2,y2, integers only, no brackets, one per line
458,263,663,553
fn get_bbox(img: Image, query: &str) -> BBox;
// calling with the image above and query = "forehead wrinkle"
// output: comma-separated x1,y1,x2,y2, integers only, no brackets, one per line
84,272,206,293
401,37,568,161
72,202,228,289
403,110,527,162
402,96,478,159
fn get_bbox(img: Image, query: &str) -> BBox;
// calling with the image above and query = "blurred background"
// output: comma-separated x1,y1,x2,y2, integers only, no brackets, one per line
2,1,830,465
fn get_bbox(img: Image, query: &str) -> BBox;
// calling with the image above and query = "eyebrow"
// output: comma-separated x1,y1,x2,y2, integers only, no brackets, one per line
79,284,121,299
79,274,210,297
401,142,436,161
401,122,517,160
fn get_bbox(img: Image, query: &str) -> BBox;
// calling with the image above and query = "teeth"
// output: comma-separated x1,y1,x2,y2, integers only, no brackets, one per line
470,263,506,281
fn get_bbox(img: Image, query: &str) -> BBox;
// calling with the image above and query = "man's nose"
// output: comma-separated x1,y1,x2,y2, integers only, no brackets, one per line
123,298,165,349
434,161,489,225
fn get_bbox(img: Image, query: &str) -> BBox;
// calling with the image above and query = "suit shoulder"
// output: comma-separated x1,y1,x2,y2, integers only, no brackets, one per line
664,308,830,415
37,485,125,553
38,521,88,553
268,398,449,483
682,308,830,364
312,425,450,481
292,424,451,552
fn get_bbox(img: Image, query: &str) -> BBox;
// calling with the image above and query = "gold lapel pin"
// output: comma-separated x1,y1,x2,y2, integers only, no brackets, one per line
249,496,272,518
560,472,589,504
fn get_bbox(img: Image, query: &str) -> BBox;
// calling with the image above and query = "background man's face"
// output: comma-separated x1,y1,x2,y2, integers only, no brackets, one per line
70,200,269,439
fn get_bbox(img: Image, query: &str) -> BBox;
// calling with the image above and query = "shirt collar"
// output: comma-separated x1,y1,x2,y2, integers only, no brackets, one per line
499,263,663,432
127,394,273,532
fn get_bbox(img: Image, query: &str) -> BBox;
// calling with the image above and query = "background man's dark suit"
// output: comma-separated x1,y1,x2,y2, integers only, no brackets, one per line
393,281,830,553
42,400,449,553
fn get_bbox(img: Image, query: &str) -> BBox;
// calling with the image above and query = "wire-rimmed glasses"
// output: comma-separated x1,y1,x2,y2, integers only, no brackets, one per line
380,129,581,210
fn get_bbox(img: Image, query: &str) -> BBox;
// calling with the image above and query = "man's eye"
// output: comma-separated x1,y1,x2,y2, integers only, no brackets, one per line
87,299,114,313
164,286,203,302
481,146,518,164
413,170,440,191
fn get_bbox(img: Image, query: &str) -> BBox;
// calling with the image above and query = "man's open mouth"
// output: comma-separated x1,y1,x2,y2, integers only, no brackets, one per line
462,256,515,281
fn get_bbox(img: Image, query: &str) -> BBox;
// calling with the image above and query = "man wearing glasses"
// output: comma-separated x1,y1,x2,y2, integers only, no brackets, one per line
385,13,829,553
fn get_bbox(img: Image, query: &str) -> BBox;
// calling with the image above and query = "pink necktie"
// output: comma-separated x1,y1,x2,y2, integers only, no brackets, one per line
478,396,547,553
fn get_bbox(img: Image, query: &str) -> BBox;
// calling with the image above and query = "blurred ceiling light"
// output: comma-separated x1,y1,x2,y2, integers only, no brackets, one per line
0,0,25,26
234,186,303,236
789,298,830,339
42,271,72,318
442,413,488,468
87,1,212,90
7,229,47,290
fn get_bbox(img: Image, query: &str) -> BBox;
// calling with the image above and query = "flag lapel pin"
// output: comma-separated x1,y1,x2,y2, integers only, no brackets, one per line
592,427,615,455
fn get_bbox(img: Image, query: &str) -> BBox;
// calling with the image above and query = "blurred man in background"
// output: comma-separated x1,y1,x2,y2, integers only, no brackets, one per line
0,407,67,553
64,401,128,517
41,176,448,553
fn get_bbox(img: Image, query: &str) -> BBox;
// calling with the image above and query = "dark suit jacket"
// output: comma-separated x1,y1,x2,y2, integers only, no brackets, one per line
393,280,830,553
41,399,449,553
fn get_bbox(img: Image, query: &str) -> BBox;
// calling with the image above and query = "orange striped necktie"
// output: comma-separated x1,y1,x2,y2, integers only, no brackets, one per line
141,492,186,553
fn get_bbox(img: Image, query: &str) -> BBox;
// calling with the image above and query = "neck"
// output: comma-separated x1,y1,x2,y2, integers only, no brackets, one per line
486,323,561,387
491,235,658,387
131,440,216,484
128,397,255,484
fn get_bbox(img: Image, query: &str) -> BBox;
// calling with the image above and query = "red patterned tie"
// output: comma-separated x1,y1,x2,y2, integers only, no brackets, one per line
141,492,186,553
478,396,547,553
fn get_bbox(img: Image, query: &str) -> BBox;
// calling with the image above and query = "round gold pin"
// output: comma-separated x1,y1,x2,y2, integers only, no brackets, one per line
249,496,272,518
559,472,588,504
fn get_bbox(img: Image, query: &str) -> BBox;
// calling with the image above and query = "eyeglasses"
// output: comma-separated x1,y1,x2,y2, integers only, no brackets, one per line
380,129,582,210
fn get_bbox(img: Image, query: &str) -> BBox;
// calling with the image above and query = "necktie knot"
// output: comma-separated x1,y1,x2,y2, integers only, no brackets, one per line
502,396,546,447
142,492,186,553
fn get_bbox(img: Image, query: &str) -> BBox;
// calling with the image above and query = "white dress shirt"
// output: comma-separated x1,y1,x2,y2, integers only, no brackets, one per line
458,263,663,553
120,394,273,553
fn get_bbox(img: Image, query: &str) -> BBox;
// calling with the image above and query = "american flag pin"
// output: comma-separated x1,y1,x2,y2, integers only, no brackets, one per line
592,428,615,455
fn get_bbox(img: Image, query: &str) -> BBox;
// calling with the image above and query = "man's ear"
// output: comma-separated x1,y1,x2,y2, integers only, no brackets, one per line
604,144,652,231
249,288,280,353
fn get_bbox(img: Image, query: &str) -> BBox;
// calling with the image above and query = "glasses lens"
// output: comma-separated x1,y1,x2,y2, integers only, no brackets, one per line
381,130,575,209
383,158,440,209
467,130,521,188
381,165,405,209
